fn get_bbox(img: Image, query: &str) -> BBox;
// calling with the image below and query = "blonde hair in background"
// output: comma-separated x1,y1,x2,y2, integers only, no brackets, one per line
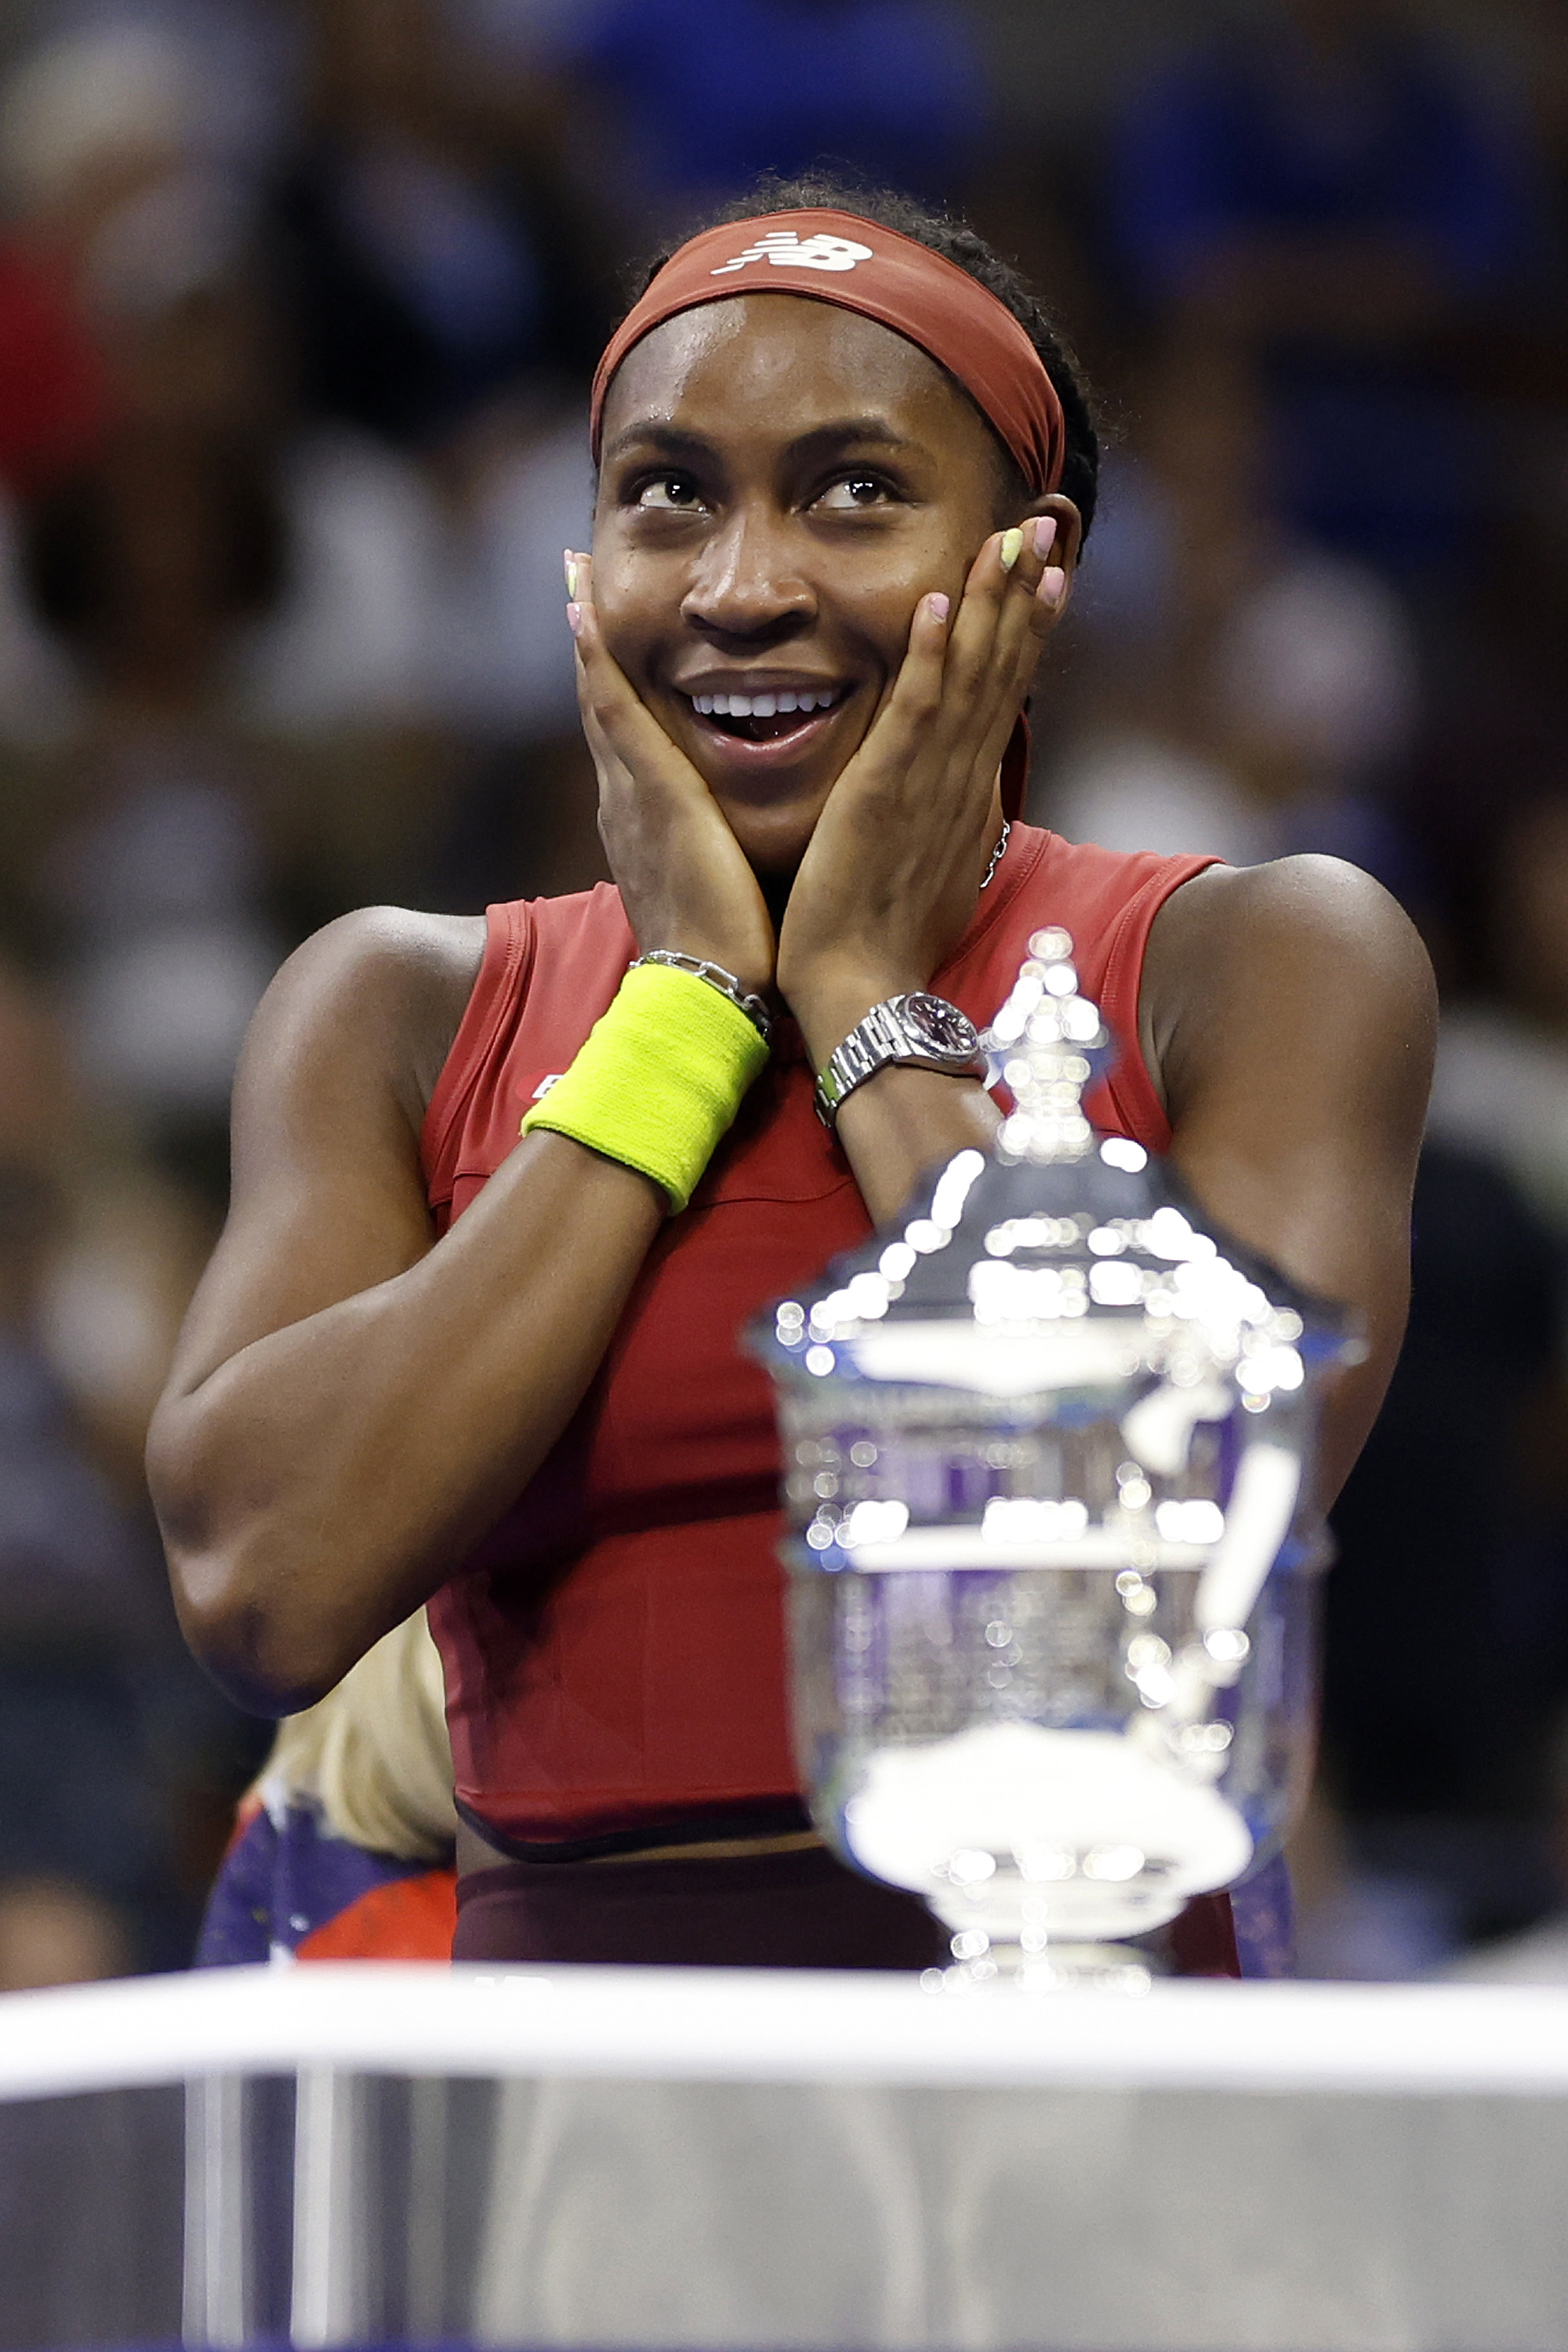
260,1610,456,1864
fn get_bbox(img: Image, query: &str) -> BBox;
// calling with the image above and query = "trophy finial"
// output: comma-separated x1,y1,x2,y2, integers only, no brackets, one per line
984,927,1114,1166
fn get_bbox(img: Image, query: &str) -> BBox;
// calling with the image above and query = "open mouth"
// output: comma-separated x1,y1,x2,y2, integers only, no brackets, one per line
684,686,849,744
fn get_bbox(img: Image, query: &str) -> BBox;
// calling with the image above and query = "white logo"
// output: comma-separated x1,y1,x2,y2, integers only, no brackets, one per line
531,1073,564,1099
710,230,873,278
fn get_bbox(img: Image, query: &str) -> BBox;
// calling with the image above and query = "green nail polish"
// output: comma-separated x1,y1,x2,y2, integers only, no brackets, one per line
1000,528,1023,573
565,557,579,599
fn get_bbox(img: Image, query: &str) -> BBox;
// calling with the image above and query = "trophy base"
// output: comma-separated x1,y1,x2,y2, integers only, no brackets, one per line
924,1939,1157,1995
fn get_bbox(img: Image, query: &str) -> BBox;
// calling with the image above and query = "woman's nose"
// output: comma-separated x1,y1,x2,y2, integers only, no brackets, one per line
681,510,815,639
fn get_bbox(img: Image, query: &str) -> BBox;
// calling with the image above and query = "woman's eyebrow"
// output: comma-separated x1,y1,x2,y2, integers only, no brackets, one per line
601,423,715,466
601,418,918,466
786,419,918,460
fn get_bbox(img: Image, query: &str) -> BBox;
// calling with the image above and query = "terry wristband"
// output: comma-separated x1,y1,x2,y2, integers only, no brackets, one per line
519,960,769,1213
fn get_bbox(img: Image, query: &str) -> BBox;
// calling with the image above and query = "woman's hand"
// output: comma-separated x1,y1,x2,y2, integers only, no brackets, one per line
777,514,1069,1065
568,553,776,996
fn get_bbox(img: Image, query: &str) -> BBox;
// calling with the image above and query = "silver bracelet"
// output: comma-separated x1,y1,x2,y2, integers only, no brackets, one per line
630,950,772,1045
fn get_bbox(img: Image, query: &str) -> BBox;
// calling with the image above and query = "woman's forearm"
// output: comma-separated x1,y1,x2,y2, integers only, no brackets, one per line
149,1133,663,1712
830,1064,1000,1226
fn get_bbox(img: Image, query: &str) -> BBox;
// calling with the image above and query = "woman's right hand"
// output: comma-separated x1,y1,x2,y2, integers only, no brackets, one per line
568,554,776,996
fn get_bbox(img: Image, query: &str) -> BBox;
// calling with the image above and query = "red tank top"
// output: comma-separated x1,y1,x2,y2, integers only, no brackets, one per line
421,825,1215,1851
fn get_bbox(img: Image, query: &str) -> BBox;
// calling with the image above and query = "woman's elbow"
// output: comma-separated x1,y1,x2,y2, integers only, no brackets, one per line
165,1543,340,1716
147,1414,332,1711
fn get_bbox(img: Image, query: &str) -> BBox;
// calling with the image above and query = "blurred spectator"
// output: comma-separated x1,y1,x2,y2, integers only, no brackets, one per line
0,955,212,1976
0,21,164,499
234,423,444,734
0,17,274,485
0,241,109,503
13,419,291,1200
1111,0,1546,575
1402,430,1568,988
268,0,608,452
1040,341,1421,884
1301,1139,1568,1975
1444,1708,1568,1981
536,0,991,233
1429,798,1568,1233
250,0,607,880
199,1610,457,1966
0,1876,131,1991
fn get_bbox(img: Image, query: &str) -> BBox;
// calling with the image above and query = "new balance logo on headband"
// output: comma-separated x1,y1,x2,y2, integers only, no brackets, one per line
710,230,874,278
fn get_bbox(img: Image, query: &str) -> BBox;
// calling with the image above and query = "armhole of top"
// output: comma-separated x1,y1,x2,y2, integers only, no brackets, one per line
420,901,532,1203
1100,857,1222,1152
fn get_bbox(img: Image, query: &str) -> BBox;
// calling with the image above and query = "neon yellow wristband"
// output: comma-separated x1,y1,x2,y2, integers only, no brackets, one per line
520,960,769,1213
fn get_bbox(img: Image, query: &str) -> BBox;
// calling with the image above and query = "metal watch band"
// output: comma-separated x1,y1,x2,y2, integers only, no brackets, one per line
630,951,772,1044
814,994,983,1128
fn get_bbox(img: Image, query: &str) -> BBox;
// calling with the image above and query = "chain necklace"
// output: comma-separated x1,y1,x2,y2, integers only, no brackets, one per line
981,819,1011,892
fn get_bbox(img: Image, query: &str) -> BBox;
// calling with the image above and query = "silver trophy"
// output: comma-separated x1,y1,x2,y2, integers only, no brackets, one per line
752,930,1359,1986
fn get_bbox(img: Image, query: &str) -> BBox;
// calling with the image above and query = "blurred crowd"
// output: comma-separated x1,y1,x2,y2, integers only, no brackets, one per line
0,0,1566,1985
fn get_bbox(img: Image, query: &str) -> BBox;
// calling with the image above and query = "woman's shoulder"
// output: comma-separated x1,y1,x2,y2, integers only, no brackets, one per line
249,906,491,1128
299,884,628,1018
1149,854,1428,991
265,905,488,1022
254,887,633,1137
1144,853,1436,1112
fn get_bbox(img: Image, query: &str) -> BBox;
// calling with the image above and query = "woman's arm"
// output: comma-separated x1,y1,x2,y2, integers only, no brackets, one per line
147,907,665,1715
1143,855,1436,1507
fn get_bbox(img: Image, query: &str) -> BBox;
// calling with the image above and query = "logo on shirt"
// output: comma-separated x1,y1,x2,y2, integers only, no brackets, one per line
710,231,874,278
530,1073,564,1099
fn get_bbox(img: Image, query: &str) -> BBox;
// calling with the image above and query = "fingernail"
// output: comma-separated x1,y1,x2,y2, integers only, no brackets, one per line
1033,514,1058,558
926,591,950,622
566,601,583,636
1040,567,1066,608
564,550,579,597
999,527,1023,573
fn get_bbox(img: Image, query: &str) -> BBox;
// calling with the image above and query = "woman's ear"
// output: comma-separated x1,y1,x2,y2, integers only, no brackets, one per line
1025,493,1083,580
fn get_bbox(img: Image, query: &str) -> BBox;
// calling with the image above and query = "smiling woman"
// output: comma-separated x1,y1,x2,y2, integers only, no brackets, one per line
145,178,1435,1975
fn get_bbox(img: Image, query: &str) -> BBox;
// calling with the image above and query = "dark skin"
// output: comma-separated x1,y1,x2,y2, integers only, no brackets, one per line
148,299,1435,1788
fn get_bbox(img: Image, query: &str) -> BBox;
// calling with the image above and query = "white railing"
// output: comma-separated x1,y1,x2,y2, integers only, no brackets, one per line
5,1960,1568,2100
2,1966,1567,2349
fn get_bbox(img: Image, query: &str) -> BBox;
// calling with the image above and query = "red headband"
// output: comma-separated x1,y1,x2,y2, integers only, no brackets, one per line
590,208,1067,499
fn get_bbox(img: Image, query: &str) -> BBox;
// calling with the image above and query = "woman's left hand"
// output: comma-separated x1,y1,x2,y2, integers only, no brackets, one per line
776,512,1069,1064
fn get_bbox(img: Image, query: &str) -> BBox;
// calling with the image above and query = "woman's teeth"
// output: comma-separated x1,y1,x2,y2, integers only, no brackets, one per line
691,688,838,719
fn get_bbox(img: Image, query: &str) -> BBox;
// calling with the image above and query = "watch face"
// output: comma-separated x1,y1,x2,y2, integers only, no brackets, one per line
904,993,979,1057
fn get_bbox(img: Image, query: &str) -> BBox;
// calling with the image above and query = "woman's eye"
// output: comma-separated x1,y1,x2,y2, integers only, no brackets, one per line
633,474,705,512
815,475,892,512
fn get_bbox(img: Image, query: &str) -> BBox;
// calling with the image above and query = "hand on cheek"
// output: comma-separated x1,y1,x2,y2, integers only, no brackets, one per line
565,551,777,996
776,513,1073,1060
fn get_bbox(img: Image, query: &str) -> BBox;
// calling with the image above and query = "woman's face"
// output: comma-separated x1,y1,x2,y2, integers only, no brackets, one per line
591,296,1052,877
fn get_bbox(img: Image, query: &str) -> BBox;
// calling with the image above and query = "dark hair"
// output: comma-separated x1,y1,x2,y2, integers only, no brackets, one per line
627,174,1101,540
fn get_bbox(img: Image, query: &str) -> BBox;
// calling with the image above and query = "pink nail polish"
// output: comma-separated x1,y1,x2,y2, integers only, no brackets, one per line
566,601,583,635
927,592,950,622
1033,515,1058,558
1040,567,1066,608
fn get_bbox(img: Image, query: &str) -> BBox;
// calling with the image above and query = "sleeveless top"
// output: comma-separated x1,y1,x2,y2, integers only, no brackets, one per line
420,824,1217,1853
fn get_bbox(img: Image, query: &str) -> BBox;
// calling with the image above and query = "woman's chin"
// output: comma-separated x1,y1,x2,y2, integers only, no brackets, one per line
714,789,830,880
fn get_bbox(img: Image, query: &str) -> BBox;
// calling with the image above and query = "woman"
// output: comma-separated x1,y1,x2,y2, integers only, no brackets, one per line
149,182,1434,1971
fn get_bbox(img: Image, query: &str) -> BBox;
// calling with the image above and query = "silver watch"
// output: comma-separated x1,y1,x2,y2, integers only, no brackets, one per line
814,993,985,1127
